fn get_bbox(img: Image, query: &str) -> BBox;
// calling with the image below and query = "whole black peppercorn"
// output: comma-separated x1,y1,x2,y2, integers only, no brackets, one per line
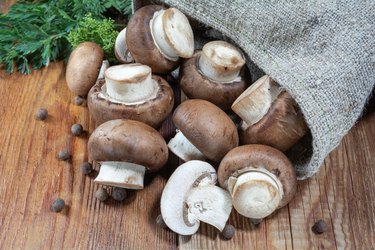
221,224,235,240
95,187,109,201
112,187,127,201
35,108,48,121
250,218,262,225
74,95,84,106
58,150,71,161
156,214,167,229
71,123,84,136
80,162,92,175
51,198,65,212
312,219,327,234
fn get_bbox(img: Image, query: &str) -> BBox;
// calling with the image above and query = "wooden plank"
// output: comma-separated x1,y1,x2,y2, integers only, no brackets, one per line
1,1,375,249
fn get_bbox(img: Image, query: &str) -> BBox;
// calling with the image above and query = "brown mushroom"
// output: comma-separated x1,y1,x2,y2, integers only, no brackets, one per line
66,42,105,96
168,99,238,162
218,144,297,219
88,119,168,189
126,5,194,74
231,75,308,151
87,63,174,128
180,41,249,110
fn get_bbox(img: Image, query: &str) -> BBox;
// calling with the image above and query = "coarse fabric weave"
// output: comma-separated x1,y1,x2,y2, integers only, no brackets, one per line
133,0,375,179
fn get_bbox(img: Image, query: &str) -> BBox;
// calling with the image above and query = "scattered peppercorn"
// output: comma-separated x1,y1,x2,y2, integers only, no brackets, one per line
312,219,327,234
74,95,84,106
95,187,109,201
156,214,167,229
221,224,235,240
58,150,71,161
71,123,84,136
51,198,65,212
250,218,262,225
80,162,92,175
35,108,48,121
112,187,127,201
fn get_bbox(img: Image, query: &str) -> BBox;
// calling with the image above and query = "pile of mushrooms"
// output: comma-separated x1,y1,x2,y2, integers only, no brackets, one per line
63,4,310,238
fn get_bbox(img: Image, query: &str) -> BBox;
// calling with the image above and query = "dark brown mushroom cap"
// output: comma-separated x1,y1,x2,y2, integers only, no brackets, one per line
179,51,249,110
66,42,104,96
126,5,179,74
173,99,239,162
87,75,174,128
241,91,308,151
218,144,297,208
88,119,168,172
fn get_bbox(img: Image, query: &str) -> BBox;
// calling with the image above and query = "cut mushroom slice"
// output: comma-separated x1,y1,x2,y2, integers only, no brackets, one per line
231,75,308,151
94,161,146,189
114,28,134,63
179,41,249,110
88,119,168,189
218,145,297,219
88,63,174,128
126,5,194,74
161,160,232,235
168,99,238,162
186,185,232,231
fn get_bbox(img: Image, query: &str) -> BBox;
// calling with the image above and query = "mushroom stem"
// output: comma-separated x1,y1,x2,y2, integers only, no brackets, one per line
227,168,283,219
198,41,246,83
186,185,232,231
94,161,146,189
103,64,158,104
98,60,110,80
115,28,134,63
231,75,281,129
168,130,207,161
150,8,194,61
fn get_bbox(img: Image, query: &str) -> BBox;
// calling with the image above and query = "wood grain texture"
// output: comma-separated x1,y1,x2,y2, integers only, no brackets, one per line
1,1,375,249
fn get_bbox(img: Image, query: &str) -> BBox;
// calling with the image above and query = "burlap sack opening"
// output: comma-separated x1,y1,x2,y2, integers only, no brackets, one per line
132,0,375,179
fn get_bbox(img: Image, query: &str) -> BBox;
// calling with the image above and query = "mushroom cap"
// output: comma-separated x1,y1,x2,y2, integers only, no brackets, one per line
173,99,239,162
87,75,174,128
180,51,249,110
88,119,168,172
241,91,308,151
66,42,104,96
126,5,179,74
160,160,217,235
217,144,297,208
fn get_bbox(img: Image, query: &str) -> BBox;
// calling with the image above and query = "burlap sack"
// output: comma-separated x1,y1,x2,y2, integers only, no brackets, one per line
132,0,375,179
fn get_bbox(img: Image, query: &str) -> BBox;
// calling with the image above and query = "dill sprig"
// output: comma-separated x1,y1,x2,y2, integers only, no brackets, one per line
0,0,131,74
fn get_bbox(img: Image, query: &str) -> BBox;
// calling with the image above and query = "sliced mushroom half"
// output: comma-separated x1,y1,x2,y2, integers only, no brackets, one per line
218,145,297,219
231,75,308,151
88,119,168,189
161,160,232,235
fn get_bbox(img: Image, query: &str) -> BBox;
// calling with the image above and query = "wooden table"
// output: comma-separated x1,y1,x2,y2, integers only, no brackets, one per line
1,3,375,250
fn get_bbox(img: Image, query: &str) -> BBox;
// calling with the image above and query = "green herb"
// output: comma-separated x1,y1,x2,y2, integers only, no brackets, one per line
0,0,132,74
68,14,119,63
